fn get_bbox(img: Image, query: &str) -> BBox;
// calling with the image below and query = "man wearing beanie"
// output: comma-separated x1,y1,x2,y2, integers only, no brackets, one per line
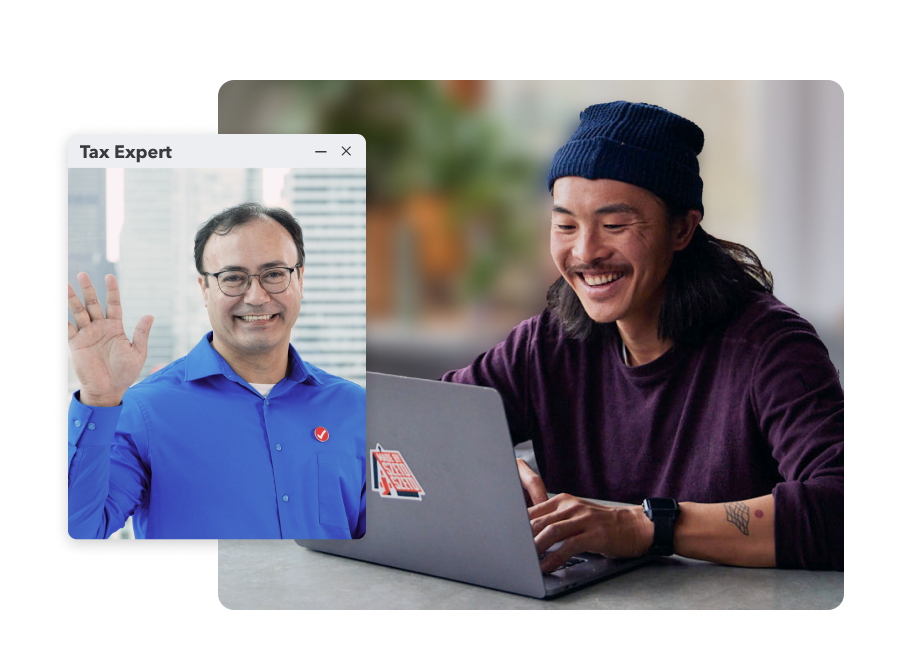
442,102,843,572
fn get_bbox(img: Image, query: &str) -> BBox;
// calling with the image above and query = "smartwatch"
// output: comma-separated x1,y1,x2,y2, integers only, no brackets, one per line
642,497,680,556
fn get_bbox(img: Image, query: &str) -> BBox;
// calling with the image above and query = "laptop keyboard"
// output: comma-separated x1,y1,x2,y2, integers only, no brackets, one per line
539,552,588,574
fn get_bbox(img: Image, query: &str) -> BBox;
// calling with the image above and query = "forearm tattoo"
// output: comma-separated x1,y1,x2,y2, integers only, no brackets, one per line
724,501,750,536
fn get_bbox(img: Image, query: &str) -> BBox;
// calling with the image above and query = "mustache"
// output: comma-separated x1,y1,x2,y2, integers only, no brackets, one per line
565,262,632,275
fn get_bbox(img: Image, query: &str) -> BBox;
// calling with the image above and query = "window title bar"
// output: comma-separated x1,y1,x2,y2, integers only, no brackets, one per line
68,135,366,168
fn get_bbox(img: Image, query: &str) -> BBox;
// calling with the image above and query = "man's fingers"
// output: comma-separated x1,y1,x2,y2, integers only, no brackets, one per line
104,275,123,320
539,536,583,574
517,459,548,506
540,548,577,574
528,499,558,519
529,507,572,537
67,321,77,340
524,476,548,506
534,517,585,556
67,283,91,330
77,272,105,321
527,494,563,519
132,315,154,355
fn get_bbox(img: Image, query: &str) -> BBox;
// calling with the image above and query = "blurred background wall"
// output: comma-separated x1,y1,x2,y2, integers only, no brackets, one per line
219,81,843,382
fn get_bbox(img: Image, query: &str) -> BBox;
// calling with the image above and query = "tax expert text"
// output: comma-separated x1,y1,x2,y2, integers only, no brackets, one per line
79,144,173,162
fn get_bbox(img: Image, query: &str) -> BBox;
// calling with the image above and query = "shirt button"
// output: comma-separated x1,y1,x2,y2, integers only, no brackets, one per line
282,495,289,502
74,420,81,427
88,423,95,430
276,444,282,451
265,399,269,406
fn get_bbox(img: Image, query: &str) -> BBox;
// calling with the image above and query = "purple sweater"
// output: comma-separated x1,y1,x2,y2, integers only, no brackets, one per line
442,293,843,570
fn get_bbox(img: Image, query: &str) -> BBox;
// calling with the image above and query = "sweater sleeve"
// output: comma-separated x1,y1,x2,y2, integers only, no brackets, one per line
751,325,844,570
441,317,538,447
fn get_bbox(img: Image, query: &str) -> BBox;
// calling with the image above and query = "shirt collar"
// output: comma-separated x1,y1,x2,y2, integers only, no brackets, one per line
184,332,323,386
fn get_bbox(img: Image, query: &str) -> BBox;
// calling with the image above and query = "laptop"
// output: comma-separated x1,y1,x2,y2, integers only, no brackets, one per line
297,372,652,599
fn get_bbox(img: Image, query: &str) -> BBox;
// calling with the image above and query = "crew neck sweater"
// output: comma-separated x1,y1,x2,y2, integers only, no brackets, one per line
442,293,843,570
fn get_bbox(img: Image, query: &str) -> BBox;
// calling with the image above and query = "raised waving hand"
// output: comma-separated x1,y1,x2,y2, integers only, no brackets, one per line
68,273,154,407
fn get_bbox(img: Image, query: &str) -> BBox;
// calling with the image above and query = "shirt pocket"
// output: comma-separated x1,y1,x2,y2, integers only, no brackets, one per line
317,451,361,530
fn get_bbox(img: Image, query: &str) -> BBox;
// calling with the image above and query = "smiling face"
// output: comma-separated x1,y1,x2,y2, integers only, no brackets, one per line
550,177,697,339
198,216,303,365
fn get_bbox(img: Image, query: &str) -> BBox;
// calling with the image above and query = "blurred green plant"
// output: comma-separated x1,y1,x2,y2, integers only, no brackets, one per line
291,81,541,300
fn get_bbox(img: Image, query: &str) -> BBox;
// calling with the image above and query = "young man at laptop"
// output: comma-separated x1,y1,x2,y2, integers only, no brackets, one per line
442,102,843,572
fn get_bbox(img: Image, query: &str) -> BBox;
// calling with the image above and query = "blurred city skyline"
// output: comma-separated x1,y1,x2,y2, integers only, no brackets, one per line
102,167,291,264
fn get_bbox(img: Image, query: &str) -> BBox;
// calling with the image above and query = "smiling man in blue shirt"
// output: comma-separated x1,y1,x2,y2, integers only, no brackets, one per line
67,203,365,539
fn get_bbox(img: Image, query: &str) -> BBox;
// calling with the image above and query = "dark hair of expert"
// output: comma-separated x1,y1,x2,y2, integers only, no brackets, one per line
194,203,305,284
546,198,774,345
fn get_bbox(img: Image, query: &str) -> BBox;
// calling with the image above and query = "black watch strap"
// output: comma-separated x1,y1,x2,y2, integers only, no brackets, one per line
643,497,679,556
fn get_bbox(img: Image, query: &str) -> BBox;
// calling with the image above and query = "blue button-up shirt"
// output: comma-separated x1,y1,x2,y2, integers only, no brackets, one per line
68,333,365,539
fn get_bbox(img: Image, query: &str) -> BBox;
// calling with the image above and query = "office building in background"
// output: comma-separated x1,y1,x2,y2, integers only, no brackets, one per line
285,168,366,388
117,168,262,380
68,168,115,396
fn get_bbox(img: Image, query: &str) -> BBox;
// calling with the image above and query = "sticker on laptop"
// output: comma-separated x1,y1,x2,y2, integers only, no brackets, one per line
370,444,425,500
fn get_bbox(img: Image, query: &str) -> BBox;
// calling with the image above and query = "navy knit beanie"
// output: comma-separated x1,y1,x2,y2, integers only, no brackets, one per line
548,102,705,215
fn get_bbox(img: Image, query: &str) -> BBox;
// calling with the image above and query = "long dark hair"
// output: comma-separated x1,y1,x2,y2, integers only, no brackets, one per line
546,204,773,345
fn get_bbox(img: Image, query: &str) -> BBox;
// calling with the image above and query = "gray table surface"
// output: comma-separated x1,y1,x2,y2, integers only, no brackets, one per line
219,539,843,610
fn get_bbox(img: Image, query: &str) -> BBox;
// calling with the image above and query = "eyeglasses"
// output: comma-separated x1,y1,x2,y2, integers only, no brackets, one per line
203,265,301,297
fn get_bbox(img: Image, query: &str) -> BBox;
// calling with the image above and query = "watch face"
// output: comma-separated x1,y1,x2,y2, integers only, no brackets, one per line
646,497,678,511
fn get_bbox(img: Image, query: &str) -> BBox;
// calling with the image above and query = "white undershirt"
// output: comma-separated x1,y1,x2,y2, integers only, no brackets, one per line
250,383,277,398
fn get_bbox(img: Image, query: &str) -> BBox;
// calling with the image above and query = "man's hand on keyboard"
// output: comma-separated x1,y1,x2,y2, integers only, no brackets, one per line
529,494,654,574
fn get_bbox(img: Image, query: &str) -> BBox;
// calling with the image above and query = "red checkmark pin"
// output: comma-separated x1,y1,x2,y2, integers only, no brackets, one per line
314,427,329,442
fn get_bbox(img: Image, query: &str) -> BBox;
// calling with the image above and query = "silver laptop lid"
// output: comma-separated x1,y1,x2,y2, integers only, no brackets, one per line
301,372,548,598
